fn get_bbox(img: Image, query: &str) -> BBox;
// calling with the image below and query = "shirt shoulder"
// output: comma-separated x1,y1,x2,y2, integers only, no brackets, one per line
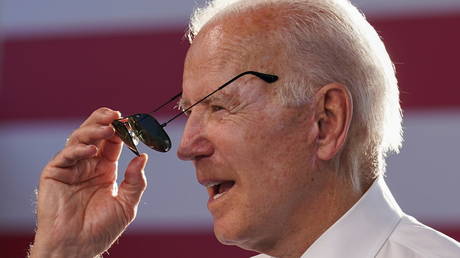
251,254,270,258
377,215,460,258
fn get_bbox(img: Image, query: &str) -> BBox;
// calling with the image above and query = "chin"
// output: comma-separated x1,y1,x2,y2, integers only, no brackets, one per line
212,216,263,252
213,216,247,246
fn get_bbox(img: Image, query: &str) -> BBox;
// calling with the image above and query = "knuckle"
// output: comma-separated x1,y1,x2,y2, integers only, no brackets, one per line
68,129,78,139
94,107,120,123
96,107,113,114
52,149,63,160
48,147,71,167
66,128,82,144
59,145,73,159
97,107,117,118
88,108,111,121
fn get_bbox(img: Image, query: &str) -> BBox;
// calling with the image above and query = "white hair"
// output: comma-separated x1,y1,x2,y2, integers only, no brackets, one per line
188,0,403,190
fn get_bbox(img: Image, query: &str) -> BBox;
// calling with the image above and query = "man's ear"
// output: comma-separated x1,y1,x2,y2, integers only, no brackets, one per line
314,83,353,161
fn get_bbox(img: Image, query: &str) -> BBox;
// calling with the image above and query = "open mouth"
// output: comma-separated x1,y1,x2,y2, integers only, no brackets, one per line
207,181,235,200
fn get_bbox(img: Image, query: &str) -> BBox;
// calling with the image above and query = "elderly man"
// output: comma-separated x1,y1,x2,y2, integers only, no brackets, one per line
29,0,460,257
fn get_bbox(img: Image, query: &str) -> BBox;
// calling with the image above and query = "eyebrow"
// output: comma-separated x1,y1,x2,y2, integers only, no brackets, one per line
178,87,235,111
204,90,234,104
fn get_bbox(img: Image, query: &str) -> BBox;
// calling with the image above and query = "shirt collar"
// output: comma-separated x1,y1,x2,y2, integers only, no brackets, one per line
301,176,404,258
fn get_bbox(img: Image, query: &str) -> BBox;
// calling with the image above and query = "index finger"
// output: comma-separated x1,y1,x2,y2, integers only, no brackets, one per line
80,107,121,128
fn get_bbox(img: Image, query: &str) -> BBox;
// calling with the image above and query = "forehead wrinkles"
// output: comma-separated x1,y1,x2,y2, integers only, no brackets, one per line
183,5,288,104
215,4,289,69
186,30,260,74
187,4,289,72
183,33,262,105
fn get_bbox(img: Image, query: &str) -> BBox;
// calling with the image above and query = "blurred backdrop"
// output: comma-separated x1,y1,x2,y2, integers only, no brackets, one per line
1,0,459,257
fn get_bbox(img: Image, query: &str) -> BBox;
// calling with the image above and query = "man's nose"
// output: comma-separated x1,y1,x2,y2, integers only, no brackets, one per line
177,112,214,161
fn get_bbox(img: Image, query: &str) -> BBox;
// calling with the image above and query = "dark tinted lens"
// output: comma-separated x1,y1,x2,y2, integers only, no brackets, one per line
111,119,140,156
129,114,171,152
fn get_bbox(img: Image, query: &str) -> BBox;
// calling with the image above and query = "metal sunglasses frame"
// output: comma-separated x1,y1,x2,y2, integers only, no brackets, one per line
112,71,279,155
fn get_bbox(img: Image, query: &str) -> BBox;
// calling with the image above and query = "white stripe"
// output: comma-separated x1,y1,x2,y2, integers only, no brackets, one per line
0,0,196,38
385,109,460,224
0,119,211,232
2,0,460,37
0,110,460,232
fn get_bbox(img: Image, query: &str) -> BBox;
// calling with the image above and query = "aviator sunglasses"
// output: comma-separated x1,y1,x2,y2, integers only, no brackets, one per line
112,71,279,156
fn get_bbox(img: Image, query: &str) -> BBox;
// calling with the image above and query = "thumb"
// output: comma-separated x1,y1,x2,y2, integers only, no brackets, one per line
118,154,148,209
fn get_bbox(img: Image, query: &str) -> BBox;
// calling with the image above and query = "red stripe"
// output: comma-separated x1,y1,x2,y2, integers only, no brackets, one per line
371,13,460,110
1,226,459,258
1,13,459,120
0,232,257,258
1,30,188,120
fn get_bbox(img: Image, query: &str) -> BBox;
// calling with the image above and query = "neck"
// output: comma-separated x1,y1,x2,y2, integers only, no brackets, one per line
255,171,371,258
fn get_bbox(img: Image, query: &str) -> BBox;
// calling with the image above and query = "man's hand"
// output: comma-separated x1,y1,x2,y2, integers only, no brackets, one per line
29,107,148,258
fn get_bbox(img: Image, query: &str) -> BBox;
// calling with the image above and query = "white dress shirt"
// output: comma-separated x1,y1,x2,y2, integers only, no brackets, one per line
253,176,460,258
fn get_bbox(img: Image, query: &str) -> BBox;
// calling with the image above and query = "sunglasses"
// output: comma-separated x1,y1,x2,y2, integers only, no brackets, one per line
112,71,279,156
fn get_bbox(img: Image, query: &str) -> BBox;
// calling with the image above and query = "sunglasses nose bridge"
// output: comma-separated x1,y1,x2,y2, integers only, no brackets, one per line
112,119,141,156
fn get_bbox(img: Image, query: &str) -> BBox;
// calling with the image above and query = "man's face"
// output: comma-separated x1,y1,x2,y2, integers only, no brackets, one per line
177,19,324,251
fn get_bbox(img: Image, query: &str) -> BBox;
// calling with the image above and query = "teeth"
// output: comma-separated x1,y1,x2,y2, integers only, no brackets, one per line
204,181,221,188
213,192,226,200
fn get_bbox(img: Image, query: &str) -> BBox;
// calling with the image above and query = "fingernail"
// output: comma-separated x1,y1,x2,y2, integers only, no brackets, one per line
140,153,148,161
139,153,148,169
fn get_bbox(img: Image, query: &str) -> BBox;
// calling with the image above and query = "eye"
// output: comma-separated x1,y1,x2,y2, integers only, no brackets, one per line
211,105,225,112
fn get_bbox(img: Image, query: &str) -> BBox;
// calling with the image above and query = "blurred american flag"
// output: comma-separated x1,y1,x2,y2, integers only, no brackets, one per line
1,0,459,257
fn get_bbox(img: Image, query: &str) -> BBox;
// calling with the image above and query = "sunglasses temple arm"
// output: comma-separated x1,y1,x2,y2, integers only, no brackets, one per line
160,72,256,127
149,92,183,114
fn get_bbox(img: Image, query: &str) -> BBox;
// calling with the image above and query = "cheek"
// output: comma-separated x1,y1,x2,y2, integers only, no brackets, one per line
244,121,318,190
242,119,313,164
209,111,317,184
